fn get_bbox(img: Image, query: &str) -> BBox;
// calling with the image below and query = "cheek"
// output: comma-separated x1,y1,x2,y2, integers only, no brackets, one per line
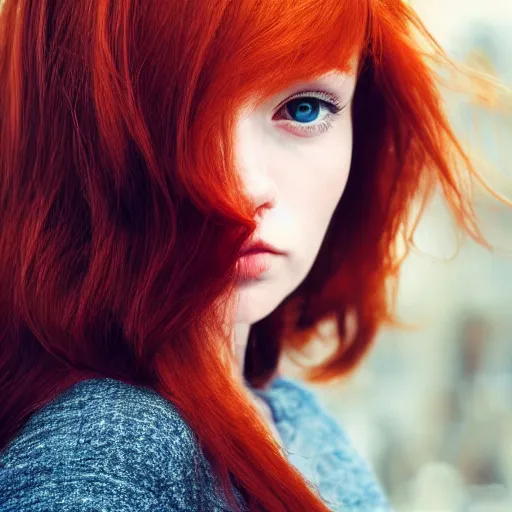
281,121,353,254
312,120,353,212
234,123,352,324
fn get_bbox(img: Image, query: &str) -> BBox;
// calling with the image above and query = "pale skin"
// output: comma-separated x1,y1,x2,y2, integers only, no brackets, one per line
231,64,359,441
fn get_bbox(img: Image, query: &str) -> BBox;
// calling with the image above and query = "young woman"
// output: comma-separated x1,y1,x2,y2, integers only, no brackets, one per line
0,0,499,511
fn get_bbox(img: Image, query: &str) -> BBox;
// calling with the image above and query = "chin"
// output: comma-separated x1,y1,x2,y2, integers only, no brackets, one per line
235,281,285,324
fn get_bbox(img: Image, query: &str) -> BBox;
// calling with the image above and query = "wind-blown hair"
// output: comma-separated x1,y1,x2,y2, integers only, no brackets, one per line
0,0,491,510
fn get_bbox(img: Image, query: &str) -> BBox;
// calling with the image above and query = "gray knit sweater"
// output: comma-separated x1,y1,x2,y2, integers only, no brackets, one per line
0,376,391,511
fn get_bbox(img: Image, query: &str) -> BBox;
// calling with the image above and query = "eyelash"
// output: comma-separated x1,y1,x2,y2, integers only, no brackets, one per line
273,90,346,136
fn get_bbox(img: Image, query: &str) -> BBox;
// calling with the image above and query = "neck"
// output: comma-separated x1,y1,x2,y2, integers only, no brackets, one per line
233,323,251,378
233,324,283,445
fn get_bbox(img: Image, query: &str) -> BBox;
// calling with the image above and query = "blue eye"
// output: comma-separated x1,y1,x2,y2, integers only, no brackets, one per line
273,90,345,136
285,98,321,123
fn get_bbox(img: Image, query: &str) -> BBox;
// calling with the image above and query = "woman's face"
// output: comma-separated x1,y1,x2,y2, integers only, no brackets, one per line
234,66,358,324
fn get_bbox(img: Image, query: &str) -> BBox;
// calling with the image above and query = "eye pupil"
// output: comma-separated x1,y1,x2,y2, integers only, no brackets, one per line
286,98,320,123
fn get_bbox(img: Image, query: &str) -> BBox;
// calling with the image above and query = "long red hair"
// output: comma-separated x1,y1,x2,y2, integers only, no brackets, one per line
0,0,493,510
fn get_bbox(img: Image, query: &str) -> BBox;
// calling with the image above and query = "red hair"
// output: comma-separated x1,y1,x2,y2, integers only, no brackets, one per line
0,0,494,510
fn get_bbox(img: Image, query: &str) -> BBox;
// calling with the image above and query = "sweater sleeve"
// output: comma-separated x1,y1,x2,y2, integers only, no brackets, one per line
0,379,233,512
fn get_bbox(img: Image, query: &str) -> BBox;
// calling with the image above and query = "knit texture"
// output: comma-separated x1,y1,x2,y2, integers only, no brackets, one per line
1,377,391,511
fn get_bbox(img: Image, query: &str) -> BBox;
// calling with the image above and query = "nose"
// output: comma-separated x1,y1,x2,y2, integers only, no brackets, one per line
235,114,277,218
242,162,277,218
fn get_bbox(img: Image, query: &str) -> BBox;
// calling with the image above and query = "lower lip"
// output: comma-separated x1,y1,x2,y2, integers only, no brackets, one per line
236,252,273,281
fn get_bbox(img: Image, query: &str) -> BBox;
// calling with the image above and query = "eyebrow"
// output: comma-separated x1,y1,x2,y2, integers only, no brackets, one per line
312,69,357,84
288,71,357,96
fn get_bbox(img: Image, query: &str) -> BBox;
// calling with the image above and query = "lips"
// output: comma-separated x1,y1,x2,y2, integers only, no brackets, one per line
236,252,272,281
236,238,282,281
239,239,282,257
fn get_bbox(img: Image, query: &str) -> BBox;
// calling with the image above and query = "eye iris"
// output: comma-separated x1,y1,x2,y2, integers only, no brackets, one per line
286,98,320,123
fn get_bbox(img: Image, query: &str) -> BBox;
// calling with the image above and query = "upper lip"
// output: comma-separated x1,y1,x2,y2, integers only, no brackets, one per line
239,238,283,256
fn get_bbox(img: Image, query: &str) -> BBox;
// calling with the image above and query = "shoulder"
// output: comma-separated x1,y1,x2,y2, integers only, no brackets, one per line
0,379,229,511
2,378,198,468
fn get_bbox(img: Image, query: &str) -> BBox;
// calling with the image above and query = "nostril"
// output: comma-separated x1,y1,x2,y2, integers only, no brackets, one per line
254,199,275,218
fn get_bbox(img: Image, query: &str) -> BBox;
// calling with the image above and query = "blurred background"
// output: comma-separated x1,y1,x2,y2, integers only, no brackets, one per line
283,1,512,511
